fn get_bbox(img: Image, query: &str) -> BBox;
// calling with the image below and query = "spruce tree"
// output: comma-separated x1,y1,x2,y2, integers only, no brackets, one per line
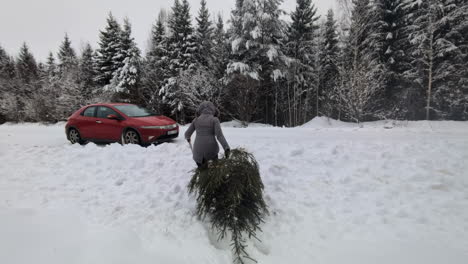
16,43,39,85
365,0,413,118
95,13,123,86
167,0,196,73
160,0,197,120
111,18,141,96
194,0,214,67
57,34,78,73
227,0,287,124
319,9,340,118
143,12,170,111
46,52,58,78
286,0,320,125
79,43,97,99
15,43,39,120
212,14,229,81
0,46,17,122
407,0,468,120
0,46,16,81
338,0,384,122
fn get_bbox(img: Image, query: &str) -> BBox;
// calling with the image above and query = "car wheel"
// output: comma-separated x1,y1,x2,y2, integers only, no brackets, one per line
68,128,85,145
123,129,140,145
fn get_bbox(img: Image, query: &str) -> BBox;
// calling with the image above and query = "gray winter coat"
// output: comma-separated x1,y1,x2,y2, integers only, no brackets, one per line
185,102,230,164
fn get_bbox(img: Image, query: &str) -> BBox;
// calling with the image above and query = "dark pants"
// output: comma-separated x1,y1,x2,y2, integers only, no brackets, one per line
196,157,218,169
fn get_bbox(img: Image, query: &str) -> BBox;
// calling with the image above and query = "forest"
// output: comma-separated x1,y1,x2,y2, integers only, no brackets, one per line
0,0,467,126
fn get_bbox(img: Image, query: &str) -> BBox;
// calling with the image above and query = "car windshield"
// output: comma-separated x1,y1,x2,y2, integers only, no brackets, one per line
114,105,157,117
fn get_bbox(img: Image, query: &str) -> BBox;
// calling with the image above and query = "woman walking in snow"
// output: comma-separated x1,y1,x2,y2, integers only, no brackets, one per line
185,101,230,168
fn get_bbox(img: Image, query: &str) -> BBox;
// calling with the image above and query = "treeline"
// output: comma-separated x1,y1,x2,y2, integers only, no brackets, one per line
0,0,467,126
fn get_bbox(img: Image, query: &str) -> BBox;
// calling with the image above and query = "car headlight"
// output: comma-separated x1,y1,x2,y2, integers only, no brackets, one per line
141,124,177,129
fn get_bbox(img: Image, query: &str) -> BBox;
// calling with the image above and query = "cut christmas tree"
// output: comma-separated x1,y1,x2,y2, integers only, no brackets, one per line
188,148,268,264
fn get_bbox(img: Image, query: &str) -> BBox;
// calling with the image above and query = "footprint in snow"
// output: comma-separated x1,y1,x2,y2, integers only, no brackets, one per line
115,179,125,186
173,185,181,194
290,148,304,157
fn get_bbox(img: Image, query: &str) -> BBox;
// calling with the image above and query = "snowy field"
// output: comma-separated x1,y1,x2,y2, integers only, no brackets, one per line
1,118,468,264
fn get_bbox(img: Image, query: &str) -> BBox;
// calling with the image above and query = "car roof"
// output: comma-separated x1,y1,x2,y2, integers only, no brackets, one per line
86,103,135,107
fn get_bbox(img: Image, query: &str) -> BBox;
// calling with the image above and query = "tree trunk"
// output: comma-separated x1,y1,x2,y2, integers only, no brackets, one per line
426,14,434,121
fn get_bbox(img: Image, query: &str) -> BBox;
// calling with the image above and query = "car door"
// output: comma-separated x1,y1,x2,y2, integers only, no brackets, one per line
94,106,123,141
77,106,98,139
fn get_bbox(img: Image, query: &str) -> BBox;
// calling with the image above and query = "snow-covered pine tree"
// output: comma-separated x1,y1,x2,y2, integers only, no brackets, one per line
407,0,468,120
212,14,229,81
95,13,123,86
0,46,17,122
142,11,170,112
338,0,384,123
0,45,16,90
79,43,97,100
226,0,287,124
194,0,214,67
45,52,58,79
0,46,15,81
54,35,82,119
365,0,413,119
15,43,40,121
286,0,320,126
16,42,39,86
57,34,78,74
167,0,197,73
39,52,61,121
160,0,197,121
110,18,141,99
318,9,340,119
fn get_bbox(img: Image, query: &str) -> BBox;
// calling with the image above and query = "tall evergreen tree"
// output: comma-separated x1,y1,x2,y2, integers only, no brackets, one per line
167,0,196,73
194,0,214,67
0,46,16,81
57,34,78,73
15,43,40,120
213,14,229,81
338,0,384,122
160,0,197,120
46,52,58,78
286,0,320,125
79,43,97,99
319,9,340,118
367,0,413,118
16,43,39,85
227,0,287,124
407,0,468,120
111,18,141,96
143,12,170,111
0,46,17,122
95,13,123,86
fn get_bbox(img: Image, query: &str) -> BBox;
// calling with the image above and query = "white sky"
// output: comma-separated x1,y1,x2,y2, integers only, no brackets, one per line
0,0,336,61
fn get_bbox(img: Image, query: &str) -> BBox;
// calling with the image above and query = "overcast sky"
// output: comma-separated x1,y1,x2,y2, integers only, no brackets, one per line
0,0,336,61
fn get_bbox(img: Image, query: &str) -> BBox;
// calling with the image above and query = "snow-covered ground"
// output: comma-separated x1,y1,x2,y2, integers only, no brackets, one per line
1,118,468,264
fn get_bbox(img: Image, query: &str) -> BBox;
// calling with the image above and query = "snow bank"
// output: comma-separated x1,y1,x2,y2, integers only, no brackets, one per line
1,123,468,264
301,116,357,129
301,116,468,132
221,120,272,128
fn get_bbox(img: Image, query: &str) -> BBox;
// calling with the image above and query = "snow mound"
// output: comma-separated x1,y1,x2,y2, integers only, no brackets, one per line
301,116,357,129
301,117,468,131
221,120,272,128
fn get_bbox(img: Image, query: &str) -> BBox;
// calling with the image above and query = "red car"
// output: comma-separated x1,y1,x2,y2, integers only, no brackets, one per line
66,103,179,145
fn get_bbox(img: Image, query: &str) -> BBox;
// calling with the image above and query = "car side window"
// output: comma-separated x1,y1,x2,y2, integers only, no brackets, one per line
96,106,119,119
82,107,96,117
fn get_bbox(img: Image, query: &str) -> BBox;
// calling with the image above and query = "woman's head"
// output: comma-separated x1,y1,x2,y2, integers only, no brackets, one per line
197,101,220,117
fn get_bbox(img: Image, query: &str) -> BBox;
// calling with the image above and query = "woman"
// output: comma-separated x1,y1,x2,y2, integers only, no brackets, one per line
185,101,230,168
